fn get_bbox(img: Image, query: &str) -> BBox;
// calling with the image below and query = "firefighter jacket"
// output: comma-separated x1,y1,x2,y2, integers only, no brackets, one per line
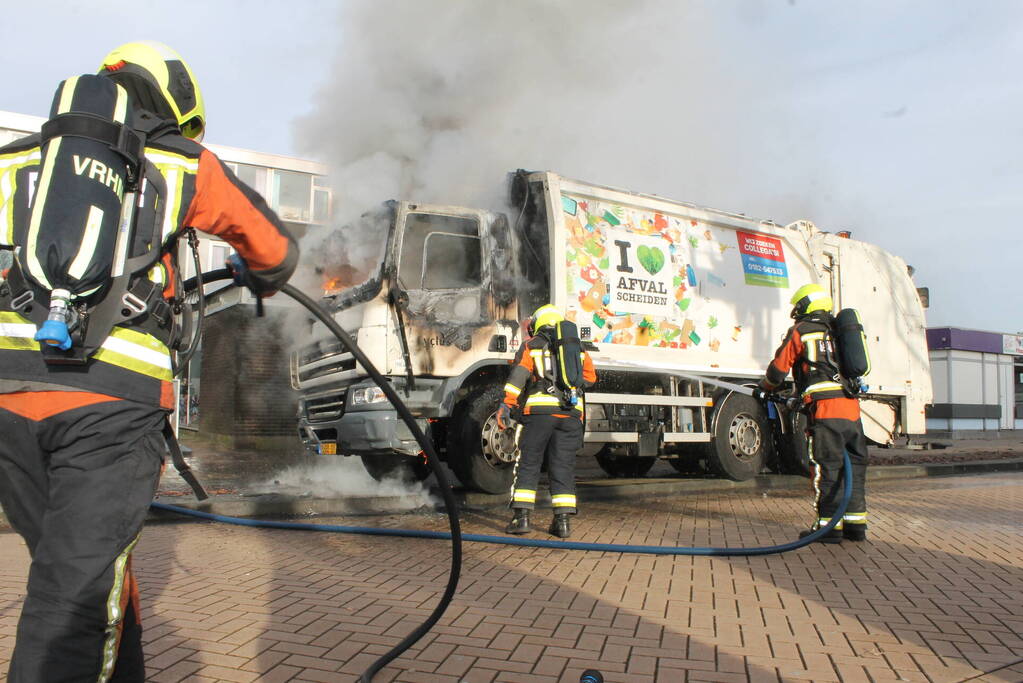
503,333,596,419
0,111,299,409
761,311,860,420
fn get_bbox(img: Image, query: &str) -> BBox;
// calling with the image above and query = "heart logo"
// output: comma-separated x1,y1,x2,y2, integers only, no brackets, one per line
637,245,665,275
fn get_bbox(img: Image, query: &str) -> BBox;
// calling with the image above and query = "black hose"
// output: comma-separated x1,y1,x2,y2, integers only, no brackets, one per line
178,270,461,682
280,282,462,683
172,230,205,377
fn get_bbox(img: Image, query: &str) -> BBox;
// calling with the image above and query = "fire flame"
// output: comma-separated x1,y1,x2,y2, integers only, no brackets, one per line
320,265,366,295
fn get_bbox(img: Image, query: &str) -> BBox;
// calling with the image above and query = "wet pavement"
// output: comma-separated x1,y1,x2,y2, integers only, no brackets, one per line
135,431,1023,524
158,430,1023,497
2,469,1021,682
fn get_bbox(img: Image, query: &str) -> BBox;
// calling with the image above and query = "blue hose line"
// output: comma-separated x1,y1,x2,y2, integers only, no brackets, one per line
151,451,851,557
174,270,852,682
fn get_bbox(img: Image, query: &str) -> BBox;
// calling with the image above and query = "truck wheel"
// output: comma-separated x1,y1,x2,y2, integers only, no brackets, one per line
669,454,706,475
360,453,431,483
778,411,811,477
448,386,517,494
594,446,656,478
705,393,771,481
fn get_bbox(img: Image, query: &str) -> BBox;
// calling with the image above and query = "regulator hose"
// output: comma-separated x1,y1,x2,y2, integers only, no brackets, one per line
169,269,853,678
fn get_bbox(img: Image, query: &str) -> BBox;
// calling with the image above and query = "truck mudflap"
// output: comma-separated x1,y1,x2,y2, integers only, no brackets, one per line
298,410,429,457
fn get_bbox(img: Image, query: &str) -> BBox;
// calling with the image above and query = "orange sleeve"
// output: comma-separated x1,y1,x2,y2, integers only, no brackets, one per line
582,352,596,387
504,341,534,406
763,328,802,390
184,149,297,275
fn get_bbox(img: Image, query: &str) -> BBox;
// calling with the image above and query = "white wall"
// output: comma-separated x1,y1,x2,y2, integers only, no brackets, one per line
928,349,1018,431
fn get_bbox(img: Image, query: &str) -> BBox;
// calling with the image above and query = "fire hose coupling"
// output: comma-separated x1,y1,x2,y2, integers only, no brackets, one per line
34,288,74,351
752,387,800,411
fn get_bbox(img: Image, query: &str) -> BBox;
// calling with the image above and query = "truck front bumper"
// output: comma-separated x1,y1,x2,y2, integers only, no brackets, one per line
298,410,429,456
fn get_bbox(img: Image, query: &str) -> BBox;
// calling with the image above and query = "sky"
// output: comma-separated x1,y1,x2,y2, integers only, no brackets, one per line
1,0,1020,333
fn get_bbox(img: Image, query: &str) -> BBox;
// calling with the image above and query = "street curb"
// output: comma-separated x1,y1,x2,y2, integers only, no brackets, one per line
1,458,1021,530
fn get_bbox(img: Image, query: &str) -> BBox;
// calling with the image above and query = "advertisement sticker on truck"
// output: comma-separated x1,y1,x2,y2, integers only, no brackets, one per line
736,230,788,288
606,229,675,317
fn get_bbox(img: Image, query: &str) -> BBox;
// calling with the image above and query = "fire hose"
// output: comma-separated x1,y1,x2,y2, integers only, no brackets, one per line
156,269,852,682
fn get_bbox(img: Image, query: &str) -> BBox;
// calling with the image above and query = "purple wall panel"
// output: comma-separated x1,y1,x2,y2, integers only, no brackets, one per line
927,327,1003,353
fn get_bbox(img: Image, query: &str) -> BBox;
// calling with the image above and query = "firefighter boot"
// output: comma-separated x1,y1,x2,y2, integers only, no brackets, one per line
843,523,867,542
799,527,842,544
548,514,571,539
505,509,531,535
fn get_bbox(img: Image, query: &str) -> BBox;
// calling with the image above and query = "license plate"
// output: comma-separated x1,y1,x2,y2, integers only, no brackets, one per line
319,442,337,455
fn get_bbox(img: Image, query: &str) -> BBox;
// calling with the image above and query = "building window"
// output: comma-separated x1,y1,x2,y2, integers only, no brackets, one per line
313,187,331,223
1016,361,1023,420
229,163,268,198
273,170,313,223
209,241,234,271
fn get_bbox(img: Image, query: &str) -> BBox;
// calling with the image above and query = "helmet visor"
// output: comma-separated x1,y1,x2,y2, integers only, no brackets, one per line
181,117,204,142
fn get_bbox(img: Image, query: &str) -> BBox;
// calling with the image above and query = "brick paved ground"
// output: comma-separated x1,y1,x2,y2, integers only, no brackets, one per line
1,472,1021,682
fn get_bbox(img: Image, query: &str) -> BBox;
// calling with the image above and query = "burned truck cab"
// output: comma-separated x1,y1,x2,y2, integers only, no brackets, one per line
292,199,525,490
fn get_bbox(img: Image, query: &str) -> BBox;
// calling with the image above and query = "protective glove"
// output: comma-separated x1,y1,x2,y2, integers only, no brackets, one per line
752,380,772,402
496,403,513,430
226,253,253,290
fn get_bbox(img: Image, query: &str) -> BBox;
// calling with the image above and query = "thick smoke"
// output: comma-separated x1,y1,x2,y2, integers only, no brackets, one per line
292,0,1023,330
294,1,754,218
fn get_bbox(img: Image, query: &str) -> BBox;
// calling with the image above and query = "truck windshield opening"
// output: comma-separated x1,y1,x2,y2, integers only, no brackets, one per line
399,213,482,290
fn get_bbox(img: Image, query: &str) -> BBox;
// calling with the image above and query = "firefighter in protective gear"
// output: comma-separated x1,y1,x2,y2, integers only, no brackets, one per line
500,305,596,538
759,283,868,544
0,42,299,682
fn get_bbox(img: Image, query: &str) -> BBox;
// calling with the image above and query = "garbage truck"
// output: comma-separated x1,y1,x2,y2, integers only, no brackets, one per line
292,170,932,493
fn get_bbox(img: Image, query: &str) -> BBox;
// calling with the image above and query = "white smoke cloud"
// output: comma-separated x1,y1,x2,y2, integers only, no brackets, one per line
251,456,437,511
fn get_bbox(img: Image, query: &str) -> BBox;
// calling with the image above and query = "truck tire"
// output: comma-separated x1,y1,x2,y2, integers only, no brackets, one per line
594,446,656,478
448,385,517,494
705,393,771,481
360,453,431,483
669,453,706,475
778,411,811,477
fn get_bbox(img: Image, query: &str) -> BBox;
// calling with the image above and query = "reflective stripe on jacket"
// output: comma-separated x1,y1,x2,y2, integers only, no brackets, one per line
503,334,596,419
762,313,850,405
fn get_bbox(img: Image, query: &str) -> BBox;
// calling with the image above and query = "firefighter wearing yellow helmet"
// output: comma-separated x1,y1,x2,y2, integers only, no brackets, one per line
99,40,206,141
499,305,596,538
0,41,298,681
759,283,869,544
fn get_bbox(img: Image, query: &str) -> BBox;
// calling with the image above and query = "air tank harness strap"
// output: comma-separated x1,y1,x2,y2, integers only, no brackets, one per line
41,113,144,184
1,263,180,351
162,420,208,500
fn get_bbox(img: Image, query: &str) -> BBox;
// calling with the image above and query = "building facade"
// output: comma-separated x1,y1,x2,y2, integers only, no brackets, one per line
927,327,1023,434
1,110,331,448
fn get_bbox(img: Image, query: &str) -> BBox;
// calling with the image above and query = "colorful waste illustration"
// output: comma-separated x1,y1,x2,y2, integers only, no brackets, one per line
562,195,790,353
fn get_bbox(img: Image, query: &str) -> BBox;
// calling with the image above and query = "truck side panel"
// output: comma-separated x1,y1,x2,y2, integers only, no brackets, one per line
545,174,818,377
813,233,932,436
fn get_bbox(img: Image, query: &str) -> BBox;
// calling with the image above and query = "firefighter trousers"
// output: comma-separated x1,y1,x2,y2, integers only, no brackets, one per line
0,398,167,683
511,414,583,514
807,416,868,525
